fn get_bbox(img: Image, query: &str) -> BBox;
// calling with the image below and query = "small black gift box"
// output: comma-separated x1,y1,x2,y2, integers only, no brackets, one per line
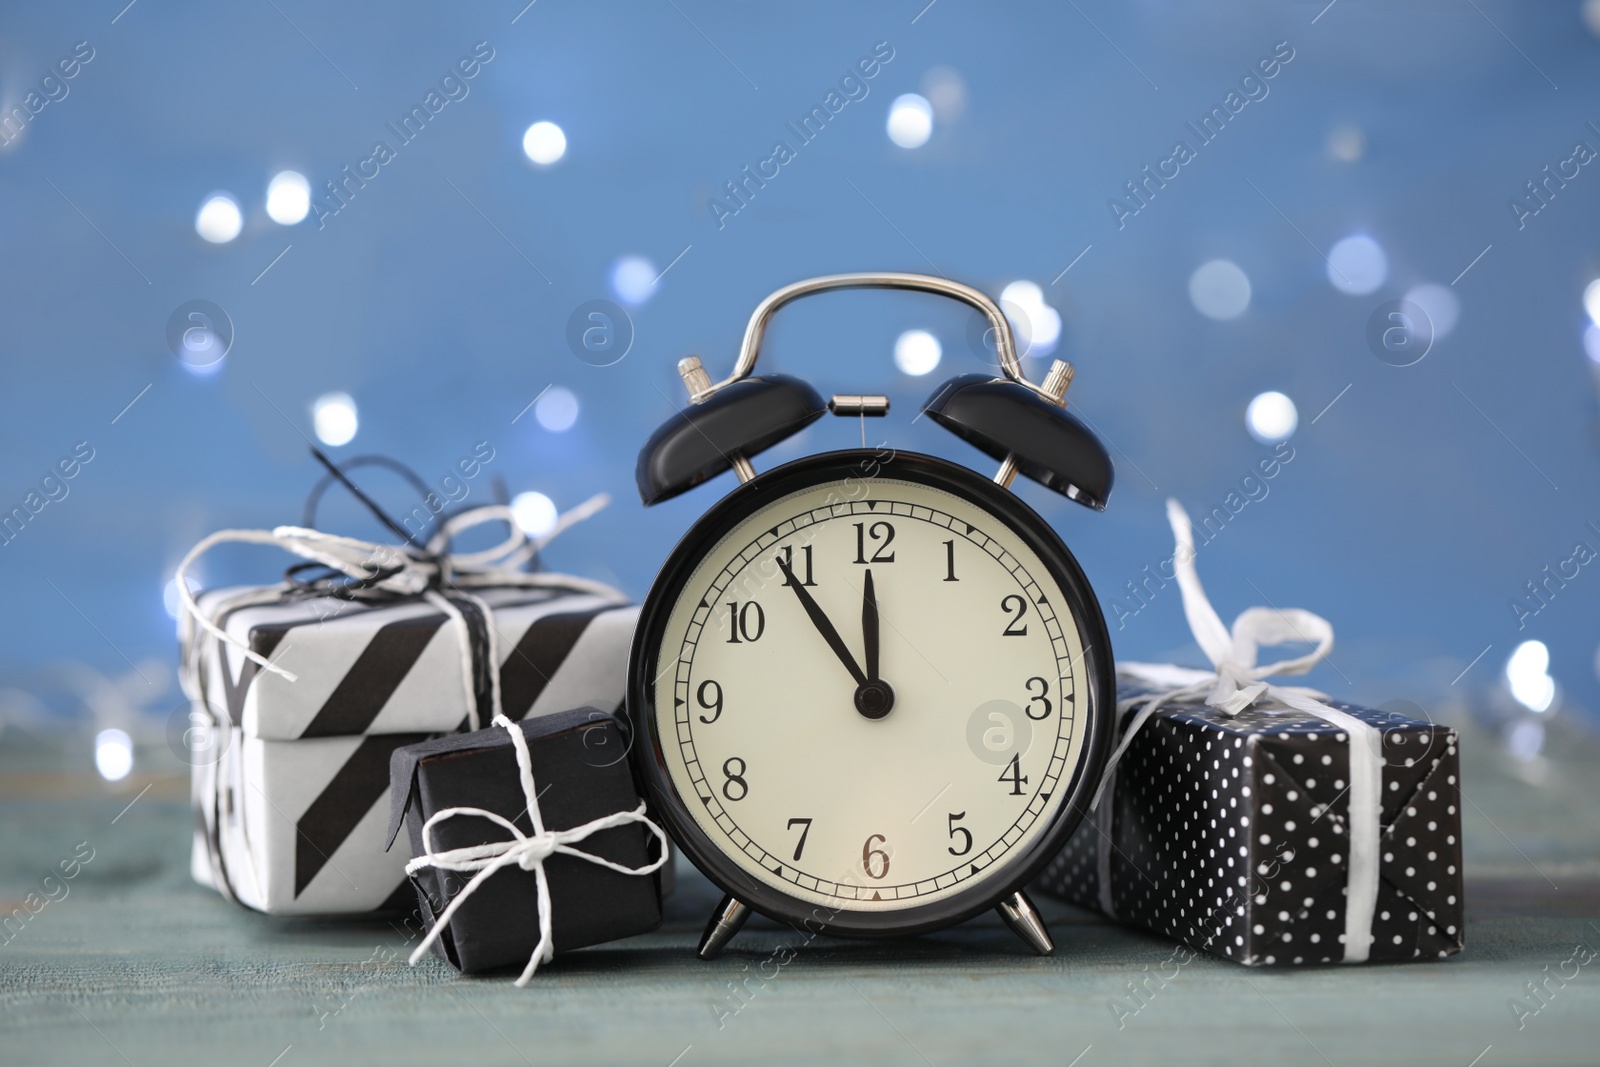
386,707,665,979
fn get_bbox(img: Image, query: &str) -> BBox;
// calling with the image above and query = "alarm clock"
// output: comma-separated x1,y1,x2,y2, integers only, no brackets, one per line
628,273,1116,958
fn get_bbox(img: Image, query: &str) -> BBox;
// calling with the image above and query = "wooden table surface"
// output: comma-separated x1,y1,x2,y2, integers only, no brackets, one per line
3,711,1599,1067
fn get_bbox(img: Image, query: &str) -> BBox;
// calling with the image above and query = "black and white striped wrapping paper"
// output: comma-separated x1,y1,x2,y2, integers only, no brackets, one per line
183,585,638,915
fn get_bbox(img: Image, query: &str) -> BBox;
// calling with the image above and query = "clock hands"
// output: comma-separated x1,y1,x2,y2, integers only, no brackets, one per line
774,555,894,720
854,569,894,718
862,569,880,682
775,555,866,685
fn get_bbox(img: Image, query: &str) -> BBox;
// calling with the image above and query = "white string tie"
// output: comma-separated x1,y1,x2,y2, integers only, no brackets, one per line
1095,498,1381,962
176,496,618,693
404,714,669,986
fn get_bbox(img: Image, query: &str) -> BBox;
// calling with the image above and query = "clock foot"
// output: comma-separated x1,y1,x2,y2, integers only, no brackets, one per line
697,895,752,960
996,890,1055,956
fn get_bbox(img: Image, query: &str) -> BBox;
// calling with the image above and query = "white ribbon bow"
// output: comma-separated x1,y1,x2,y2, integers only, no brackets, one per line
1096,498,1382,963
404,714,669,986
176,497,619,731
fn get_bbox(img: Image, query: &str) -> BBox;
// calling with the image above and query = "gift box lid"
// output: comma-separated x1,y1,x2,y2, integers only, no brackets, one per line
190,586,630,741
1119,682,1457,828
384,705,631,849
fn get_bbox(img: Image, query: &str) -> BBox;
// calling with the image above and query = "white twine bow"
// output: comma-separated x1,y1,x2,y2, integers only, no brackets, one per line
404,714,669,986
1095,498,1382,963
175,497,620,732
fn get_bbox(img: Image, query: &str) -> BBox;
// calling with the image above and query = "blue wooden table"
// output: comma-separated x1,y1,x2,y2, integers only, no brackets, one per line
3,710,1598,1066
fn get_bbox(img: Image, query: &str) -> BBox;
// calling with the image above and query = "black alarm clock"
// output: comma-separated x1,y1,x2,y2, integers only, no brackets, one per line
628,273,1115,958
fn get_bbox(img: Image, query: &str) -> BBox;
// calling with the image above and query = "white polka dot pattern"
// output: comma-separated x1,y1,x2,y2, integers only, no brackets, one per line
1033,686,1464,966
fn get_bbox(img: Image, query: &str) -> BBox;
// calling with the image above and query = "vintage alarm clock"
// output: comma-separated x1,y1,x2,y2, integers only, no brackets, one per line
628,273,1115,958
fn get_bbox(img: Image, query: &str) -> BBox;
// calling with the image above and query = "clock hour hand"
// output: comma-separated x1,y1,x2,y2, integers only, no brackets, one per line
775,555,867,686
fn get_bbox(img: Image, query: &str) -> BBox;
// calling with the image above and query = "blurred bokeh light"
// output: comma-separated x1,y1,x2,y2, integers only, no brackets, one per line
522,120,567,165
1188,260,1252,321
535,386,580,432
94,728,133,781
894,329,942,376
512,491,558,537
194,193,242,244
312,393,359,447
266,171,311,226
887,93,933,149
1245,391,1297,444
1326,234,1387,295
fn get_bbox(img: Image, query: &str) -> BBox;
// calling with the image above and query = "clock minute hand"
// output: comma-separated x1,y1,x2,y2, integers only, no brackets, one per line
853,569,894,719
862,568,880,682
775,556,867,686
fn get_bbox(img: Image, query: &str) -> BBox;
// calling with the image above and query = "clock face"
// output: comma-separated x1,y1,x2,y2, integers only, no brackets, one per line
633,451,1111,933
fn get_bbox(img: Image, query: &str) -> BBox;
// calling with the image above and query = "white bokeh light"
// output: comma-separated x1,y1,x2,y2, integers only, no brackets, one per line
1584,0,1600,39
163,575,200,620
1583,279,1600,327
1507,719,1545,762
195,193,243,244
511,491,558,538
95,728,133,781
312,392,359,447
266,171,311,225
1327,123,1365,163
535,385,580,432
610,256,658,306
893,329,942,376
522,121,567,165
1000,280,1047,312
1188,260,1252,321
1585,324,1600,364
921,67,968,122
999,280,1061,356
1506,639,1556,713
886,94,933,149
1245,391,1298,443
1326,234,1387,295
1403,283,1460,339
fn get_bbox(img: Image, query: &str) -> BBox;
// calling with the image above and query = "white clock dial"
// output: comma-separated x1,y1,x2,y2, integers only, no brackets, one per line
652,472,1091,911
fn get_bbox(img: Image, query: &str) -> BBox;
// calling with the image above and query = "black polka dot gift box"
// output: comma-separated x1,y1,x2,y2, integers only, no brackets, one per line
1034,501,1464,966
1036,687,1463,965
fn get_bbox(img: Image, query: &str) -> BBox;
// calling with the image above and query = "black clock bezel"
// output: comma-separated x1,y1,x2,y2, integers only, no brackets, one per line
628,449,1114,940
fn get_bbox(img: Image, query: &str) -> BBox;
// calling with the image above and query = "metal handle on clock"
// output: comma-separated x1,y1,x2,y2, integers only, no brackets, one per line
684,273,1059,405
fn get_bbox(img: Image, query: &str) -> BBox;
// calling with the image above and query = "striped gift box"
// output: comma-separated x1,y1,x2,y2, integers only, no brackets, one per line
183,584,638,916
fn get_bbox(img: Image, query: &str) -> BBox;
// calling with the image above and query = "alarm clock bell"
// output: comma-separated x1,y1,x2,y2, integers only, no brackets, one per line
636,272,1112,508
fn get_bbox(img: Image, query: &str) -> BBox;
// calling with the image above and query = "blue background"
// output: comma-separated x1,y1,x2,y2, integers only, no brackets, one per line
2,1,1597,736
